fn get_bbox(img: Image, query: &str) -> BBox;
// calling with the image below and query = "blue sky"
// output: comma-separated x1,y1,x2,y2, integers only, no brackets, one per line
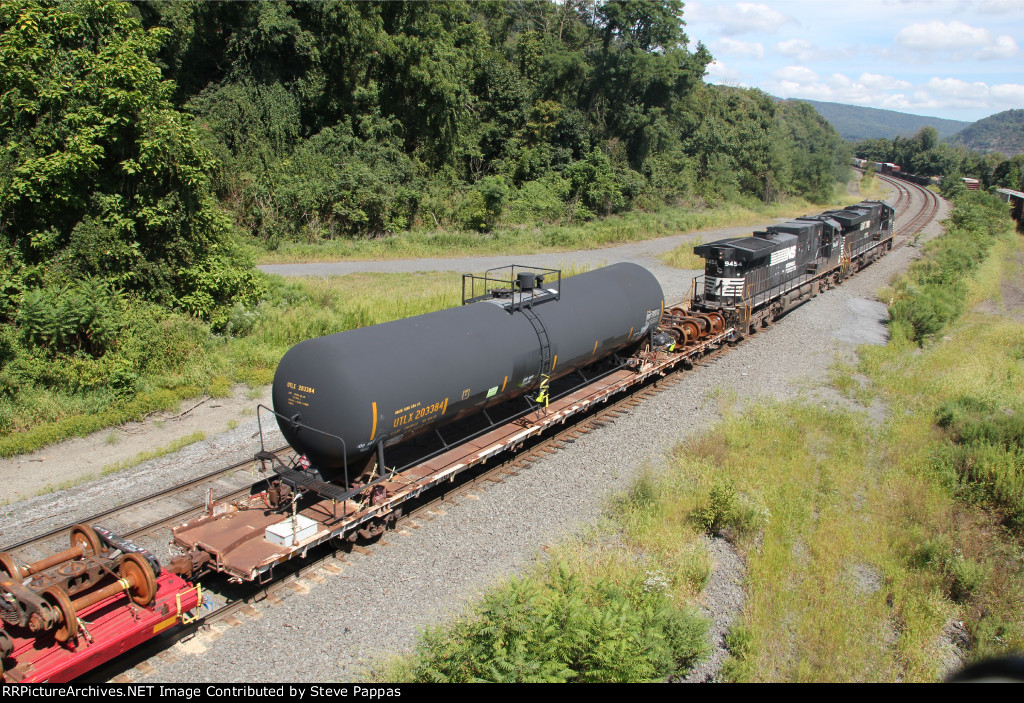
682,0,1024,123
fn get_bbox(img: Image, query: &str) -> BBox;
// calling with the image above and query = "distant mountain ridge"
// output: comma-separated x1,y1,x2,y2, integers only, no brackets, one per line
786,99,970,142
947,109,1024,157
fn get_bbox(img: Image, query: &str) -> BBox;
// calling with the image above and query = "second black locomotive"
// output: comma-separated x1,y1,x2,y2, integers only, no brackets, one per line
691,200,894,336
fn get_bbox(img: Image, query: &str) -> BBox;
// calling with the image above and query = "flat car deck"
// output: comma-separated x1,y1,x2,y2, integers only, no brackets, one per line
172,330,730,581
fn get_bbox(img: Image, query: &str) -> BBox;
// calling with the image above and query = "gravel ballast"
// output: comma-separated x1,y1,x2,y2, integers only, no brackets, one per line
0,189,948,682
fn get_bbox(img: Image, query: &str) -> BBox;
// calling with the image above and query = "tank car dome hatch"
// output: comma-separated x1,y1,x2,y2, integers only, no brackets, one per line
271,263,665,479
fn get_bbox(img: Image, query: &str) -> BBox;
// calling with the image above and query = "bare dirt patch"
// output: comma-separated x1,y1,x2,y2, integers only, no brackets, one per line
0,384,271,504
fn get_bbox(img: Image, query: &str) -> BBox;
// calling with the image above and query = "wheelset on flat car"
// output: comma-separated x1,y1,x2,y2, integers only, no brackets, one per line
0,526,158,645
661,308,725,348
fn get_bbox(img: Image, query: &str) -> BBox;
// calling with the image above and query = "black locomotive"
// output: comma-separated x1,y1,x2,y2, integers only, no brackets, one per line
691,200,894,337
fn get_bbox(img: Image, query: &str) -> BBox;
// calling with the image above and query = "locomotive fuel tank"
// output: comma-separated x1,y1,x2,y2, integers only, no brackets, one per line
272,263,665,477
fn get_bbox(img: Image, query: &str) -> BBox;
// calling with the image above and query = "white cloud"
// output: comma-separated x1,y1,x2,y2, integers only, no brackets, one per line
990,83,1024,104
926,77,991,100
704,59,748,87
979,0,1024,14
896,21,991,51
687,2,792,36
773,65,819,85
827,73,853,90
977,35,1019,60
858,73,912,91
713,38,765,60
775,39,814,58
763,69,1024,118
895,20,1019,59
896,78,1024,111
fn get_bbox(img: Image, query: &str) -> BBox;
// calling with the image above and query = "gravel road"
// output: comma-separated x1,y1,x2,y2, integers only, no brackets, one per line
0,187,948,682
257,222,762,296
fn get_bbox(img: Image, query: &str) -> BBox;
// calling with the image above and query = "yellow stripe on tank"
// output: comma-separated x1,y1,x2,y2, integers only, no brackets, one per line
370,402,378,441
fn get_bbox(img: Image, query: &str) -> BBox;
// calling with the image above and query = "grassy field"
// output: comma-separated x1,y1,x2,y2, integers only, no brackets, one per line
684,198,1024,681
1,266,601,458
0,272,465,457
257,197,834,264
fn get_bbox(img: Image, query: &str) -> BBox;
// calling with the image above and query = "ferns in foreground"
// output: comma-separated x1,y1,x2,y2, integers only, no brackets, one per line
404,562,708,683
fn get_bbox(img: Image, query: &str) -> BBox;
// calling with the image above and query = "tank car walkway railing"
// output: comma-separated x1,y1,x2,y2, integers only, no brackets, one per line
461,265,562,308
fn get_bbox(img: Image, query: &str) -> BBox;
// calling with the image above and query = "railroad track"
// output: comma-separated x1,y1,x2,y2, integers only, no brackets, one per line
12,183,944,683
91,355,709,682
1,447,294,569
857,169,939,248
889,176,913,216
883,175,941,240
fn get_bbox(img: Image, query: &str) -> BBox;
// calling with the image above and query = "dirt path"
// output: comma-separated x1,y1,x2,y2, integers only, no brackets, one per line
0,385,272,505
257,222,760,283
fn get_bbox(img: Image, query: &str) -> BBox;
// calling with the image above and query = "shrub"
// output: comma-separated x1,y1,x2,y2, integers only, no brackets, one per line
565,148,627,217
694,479,737,534
402,561,708,683
909,535,953,570
504,174,570,224
888,193,1009,344
176,255,266,330
936,397,1024,450
719,623,756,682
947,553,986,603
17,278,124,357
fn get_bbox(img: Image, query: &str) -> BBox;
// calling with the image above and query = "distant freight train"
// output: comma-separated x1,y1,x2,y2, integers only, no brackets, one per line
851,157,938,187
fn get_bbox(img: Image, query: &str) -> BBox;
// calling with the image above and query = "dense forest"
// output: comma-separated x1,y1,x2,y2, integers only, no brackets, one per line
134,0,851,244
0,0,852,446
855,125,1024,194
948,109,1024,158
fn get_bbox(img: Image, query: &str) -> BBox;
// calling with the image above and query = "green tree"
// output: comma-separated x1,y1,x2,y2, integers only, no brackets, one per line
0,0,260,317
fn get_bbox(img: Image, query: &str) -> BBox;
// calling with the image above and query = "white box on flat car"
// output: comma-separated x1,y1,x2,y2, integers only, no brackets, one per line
265,515,318,546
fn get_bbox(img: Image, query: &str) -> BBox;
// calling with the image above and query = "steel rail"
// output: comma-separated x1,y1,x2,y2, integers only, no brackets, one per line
2,446,291,556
